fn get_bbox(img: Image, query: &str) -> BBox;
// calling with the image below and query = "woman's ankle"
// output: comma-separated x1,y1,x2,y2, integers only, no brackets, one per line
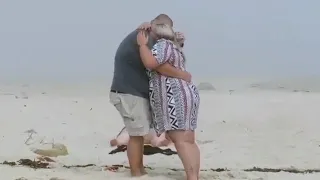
185,174,198,180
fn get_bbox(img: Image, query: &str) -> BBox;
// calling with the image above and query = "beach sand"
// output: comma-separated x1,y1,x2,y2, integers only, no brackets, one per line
1,82,320,180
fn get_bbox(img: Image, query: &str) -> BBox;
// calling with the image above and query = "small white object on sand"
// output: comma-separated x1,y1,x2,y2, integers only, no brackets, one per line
30,143,69,157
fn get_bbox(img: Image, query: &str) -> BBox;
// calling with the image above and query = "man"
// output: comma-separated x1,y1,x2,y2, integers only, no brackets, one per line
109,14,190,177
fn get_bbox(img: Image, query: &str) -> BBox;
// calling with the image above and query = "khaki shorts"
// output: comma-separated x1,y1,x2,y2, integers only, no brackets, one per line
109,92,152,136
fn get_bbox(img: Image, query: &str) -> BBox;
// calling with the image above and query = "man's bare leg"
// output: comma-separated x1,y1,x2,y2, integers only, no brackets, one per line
127,136,146,176
168,130,200,180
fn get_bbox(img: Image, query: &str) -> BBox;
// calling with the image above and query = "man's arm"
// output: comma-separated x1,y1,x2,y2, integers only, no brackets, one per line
155,63,191,82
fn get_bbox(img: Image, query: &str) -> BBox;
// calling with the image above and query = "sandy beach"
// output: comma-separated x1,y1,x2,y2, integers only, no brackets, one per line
1,82,320,180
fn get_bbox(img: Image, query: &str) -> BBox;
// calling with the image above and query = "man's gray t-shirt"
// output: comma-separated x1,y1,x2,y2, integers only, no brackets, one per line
111,30,155,99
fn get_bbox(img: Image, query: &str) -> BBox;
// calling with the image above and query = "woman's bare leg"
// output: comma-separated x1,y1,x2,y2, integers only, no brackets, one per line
192,138,200,178
167,130,200,180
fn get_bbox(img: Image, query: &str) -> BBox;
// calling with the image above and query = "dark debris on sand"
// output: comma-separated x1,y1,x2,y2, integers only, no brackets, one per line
57,164,320,174
109,144,177,156
169,168,229,172
168,167,320,174
244,167,320,174
1,159,50,169
2,158,320,174
63,164,96,168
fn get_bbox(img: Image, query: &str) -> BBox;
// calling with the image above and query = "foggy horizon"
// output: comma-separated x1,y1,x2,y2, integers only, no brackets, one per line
0,0,319,83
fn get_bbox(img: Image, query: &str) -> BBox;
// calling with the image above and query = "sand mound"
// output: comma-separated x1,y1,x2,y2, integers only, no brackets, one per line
197,82,216,91
30,143,68,157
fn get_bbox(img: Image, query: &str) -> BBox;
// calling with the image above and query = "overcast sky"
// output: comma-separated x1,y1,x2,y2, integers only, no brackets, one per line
0,0,319,82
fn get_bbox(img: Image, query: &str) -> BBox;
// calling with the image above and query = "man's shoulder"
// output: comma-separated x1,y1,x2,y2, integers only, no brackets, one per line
114,30,139,60
115,30,138,53
120,30,138,45
121,30,156,48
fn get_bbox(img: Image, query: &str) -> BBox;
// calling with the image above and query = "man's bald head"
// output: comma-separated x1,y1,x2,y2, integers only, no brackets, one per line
151,14,173,27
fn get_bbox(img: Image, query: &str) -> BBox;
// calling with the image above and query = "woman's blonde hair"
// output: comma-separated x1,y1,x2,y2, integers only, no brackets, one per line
151,23,182,51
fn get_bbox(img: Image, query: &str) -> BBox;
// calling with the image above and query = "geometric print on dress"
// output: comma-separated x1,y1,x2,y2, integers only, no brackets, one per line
146,38,200,136
166,78,178,130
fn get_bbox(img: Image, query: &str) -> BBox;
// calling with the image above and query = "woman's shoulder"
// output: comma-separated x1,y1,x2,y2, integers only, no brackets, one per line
154,39,179,49
152,39,171,51
155,38,171,46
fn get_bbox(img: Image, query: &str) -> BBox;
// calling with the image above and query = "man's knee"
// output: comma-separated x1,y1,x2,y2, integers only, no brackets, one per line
128,136,144,148
126,125,149,137
128,136,144,144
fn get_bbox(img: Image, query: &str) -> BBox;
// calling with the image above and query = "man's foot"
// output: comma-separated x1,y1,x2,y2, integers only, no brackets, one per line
140,166,148,175
130,171,147,177
131,170,146,177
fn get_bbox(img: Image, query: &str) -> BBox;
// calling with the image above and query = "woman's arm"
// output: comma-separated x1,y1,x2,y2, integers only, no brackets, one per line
139,44,160,69
139,40,191,81
156,63,191,82
139,39,173,69
139,39,175,69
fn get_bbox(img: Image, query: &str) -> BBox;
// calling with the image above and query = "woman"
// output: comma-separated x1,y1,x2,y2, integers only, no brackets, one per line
137,24,200,180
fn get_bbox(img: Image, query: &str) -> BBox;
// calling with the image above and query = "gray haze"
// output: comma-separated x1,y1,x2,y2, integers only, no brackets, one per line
0,0,319,83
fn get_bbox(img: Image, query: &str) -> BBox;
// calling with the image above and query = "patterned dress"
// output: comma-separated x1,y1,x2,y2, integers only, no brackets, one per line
148,39,200,136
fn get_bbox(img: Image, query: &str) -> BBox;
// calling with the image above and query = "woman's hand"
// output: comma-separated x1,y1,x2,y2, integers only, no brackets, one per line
181,71,192,83
137,22,151,31
137,30,149,46
175,32,185,42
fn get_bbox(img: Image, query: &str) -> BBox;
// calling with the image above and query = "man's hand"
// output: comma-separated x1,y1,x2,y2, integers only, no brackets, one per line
137,22,151,31
180,71,192,83
175,32,186,47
